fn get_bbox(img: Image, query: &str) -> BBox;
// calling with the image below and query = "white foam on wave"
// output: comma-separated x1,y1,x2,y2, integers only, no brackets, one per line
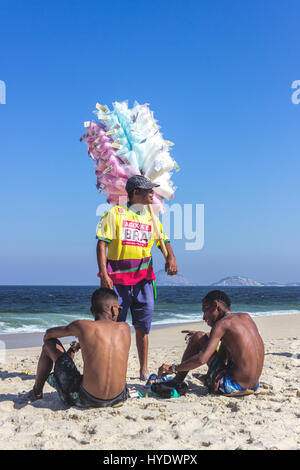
152,309,300,326
0,324,46,335
0,313,92,335
0,310,299,334
245,309,300,317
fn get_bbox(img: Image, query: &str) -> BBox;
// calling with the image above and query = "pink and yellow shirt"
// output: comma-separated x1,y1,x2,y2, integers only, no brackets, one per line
96,203,169,285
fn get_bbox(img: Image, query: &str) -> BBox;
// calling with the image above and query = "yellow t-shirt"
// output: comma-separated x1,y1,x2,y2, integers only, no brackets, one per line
96,203,169,285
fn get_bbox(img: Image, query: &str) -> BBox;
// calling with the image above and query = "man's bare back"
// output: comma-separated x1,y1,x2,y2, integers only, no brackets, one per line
212,312,264,389
75,319,131,399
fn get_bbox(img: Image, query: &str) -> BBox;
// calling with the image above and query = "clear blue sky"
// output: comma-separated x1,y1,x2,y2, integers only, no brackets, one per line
1,0,299,285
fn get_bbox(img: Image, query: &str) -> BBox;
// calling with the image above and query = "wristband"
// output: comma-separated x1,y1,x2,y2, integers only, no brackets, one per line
171,363,177,374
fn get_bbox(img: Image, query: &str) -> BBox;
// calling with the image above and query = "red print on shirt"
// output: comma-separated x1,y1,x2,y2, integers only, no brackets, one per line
122,220,152,247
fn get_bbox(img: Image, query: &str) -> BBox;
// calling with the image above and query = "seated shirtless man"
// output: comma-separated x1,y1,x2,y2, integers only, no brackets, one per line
158,290,264,395
27,288,131,408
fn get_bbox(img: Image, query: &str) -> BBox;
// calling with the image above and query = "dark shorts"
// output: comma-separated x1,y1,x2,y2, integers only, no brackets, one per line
47,353,128,408
205,356,228,394
114,279,154,334
205,356,259,395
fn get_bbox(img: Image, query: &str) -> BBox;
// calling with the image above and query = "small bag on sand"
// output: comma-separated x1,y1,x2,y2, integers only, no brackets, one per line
151,381,188,398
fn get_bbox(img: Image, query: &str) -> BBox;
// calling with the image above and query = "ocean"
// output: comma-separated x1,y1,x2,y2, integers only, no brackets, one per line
0,285,300,335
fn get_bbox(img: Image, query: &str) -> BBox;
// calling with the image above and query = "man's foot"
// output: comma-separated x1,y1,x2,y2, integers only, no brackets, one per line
24,387,43,403
139,371,149,381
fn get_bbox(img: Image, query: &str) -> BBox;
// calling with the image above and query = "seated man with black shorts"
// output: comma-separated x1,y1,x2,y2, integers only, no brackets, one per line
157,290,264,396
26,288,131,408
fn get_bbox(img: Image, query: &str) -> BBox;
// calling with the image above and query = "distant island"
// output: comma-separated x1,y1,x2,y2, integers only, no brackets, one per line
211,276,300,287
211,276,262,287
155,270,197,286
155,271,300,287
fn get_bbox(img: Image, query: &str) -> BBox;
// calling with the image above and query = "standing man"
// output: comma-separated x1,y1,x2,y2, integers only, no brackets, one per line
96,175,178,380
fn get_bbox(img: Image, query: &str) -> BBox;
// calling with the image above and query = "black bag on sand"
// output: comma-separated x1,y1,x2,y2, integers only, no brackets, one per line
151,381,188,398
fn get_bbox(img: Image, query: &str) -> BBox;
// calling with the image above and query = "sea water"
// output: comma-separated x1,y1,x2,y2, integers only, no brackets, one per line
0,285,299,335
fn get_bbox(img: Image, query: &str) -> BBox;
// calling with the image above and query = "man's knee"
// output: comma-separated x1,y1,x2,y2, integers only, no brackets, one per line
43,338,64,355
191,331,209,346
134,326,149,338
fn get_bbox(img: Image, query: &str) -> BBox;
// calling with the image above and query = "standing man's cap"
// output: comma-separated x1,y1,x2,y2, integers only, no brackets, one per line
125,175,160,193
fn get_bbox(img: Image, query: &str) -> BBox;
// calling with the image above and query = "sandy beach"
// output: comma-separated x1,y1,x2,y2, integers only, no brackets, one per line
0,314,299,450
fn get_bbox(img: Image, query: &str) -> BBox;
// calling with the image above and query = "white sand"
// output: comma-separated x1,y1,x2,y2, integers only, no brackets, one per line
0,315,299,450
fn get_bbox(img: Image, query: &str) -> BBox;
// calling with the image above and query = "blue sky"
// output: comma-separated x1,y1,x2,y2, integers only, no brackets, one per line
0,0,299,285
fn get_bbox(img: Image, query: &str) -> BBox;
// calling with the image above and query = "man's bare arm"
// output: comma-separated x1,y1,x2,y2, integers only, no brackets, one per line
96,240,113,288
178,338,220,372
158,323,224,377
43,321,81,342
164,242,178,276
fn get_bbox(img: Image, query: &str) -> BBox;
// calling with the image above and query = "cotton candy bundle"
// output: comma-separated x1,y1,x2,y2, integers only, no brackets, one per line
81,100,179,214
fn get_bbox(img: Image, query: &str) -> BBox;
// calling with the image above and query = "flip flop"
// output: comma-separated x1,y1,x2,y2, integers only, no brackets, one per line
223,389,255,397
112,402,124,408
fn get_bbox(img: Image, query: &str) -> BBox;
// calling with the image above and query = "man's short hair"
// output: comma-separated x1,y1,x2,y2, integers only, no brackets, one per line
91,288,118,314
127,189,135,201
202,290,231,309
